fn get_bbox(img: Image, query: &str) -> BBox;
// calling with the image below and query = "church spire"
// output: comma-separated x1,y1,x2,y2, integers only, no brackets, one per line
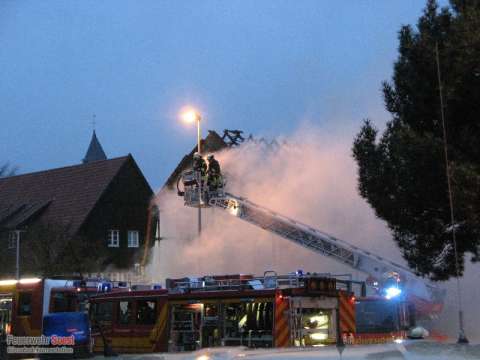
83,130,107,163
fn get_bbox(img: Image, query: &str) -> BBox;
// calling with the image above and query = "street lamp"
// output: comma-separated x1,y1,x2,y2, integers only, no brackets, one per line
181,109,202,154
181,108,202,236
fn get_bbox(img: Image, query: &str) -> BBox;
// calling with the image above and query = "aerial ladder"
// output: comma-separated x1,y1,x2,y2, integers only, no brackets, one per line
177,170,444,318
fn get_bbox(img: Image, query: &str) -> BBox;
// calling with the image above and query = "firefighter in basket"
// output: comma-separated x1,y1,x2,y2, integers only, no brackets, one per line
207,154,222,191
192,152,207,186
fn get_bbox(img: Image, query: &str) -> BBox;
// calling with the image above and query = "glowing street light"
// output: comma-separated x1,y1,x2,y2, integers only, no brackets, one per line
181,108,202,154
181,109,200,124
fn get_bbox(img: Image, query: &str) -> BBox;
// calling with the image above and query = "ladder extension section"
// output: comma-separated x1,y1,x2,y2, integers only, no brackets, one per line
208,192,433,301
213,194,357,268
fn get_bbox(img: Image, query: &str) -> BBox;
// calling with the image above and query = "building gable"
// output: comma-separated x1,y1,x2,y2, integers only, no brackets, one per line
80,155,154,269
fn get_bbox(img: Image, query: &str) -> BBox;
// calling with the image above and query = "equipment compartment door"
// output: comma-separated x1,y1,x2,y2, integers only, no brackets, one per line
0,295,12,335
222,300,273,348
201,303,221,348
169,304,202,352
290,297,336,346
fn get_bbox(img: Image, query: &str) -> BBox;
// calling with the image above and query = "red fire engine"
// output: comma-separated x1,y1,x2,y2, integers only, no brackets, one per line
89,272,411,354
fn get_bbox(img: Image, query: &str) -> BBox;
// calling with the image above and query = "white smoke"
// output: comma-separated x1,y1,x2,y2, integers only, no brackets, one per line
149,126,395,278
147,124,480,342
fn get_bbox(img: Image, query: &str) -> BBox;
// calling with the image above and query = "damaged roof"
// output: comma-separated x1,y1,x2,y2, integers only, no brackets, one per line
164,130,228,189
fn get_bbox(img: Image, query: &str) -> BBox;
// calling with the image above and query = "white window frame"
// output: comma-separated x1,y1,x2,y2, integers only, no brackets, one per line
8,231,18,249
127,230,139,248
107,230,120,248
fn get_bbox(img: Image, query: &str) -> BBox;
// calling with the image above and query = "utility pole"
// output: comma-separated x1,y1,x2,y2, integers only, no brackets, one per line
197,118,202,236
180,108,203,238
15,230,24,280
435,42,469,344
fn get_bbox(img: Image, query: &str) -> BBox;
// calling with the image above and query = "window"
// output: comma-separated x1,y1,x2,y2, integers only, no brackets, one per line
127,230,139,248
91,301,113,323
118,301,133,325
107,230,119,247
8,231,18,249
51,292,76,313
17,292,32,316
355,300,398,333
136,300,157,325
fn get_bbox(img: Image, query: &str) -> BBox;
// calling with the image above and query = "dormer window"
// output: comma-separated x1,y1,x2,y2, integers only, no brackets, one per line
107,230,120,248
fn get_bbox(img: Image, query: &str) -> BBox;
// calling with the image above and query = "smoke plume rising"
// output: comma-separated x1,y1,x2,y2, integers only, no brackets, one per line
148,124,479,342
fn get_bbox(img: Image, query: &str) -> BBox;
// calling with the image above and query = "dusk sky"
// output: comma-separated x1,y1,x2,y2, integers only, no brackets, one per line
0,1,447,189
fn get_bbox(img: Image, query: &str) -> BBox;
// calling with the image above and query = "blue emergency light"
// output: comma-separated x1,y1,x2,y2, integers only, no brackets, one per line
385,286,402,300
99,282,112,292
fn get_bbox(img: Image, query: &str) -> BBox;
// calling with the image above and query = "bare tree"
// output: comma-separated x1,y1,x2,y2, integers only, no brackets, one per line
22,222,107,277
0,163,17,178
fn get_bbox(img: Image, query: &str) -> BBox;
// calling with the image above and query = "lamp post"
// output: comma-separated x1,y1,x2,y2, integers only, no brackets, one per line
13,230,25,280
181,109,202,236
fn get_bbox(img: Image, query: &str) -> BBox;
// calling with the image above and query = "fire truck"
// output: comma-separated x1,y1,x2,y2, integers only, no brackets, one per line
0,277,64,337
0,277,126,337
177,170,445,322
89,272,404,354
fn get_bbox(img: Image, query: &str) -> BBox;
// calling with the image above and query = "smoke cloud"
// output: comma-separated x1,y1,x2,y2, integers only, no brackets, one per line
148,124,479,342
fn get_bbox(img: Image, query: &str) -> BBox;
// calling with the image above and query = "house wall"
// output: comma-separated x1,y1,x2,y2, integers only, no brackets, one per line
80,157,154,270
0,231,17,277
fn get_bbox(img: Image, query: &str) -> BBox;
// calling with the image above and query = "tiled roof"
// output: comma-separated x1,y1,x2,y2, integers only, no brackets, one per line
0,156,129,233
0,200,52,229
